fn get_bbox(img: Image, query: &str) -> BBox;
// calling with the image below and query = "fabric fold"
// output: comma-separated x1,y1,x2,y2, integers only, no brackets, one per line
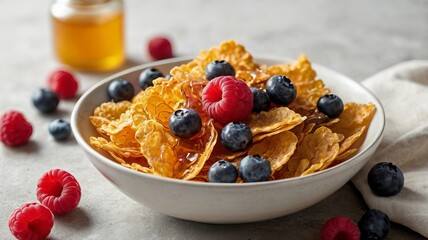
352,60,428,238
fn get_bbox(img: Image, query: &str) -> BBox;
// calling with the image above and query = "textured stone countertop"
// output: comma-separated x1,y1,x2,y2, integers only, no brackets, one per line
1,0,427,239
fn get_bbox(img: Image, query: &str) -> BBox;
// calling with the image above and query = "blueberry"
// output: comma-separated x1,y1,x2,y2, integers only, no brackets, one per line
358,209,390,240
139,68,164,90
265,75,296,106
32,88,59,113
48,119,71,141
165,74,172,80
208,160,238,183
107,79,134,102
250,87,270,112
317,94,344,118
238,154,271,182
169,108,202,138
368,162,404,197
221,122,252,152
205,60,235,80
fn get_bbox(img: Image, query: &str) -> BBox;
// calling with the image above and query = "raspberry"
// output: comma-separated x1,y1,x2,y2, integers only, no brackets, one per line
9,202,54,240
47,69,79,99
147,36,173,60
202,76,253,125
0,111,33,146
37,169,81,214
321,216,360,240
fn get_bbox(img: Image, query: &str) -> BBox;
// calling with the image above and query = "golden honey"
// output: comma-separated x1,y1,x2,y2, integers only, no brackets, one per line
51,0,124,71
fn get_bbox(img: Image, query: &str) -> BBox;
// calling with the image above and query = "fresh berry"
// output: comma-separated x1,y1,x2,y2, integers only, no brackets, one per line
32,88,59,113
0,111,33,146
202,76,253,125
208,160,238,183
265,75,296,106
47,69,79,99
147,36,173,60
9,202,54,240
221,122,252,152
238,154,271,182
37,169,81,214
107,79,134,102
138,68,164,90
367,162,404,197
317,94,344,118
358,209,390,240
48,119,71,141
205,60,236,80
165,74,172,80
250,87,270,112
320,216,360,240
169,108,202,138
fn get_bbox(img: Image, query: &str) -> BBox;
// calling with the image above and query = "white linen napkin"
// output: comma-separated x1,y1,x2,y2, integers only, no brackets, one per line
352,60,428,238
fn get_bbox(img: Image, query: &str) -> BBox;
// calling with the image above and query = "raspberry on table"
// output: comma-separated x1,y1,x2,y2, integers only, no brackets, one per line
37,169,81,214
9,202,54,240
202,76,253,125
47,69,79,99
147,36,173,61
0,110,33,146
320,215,360,240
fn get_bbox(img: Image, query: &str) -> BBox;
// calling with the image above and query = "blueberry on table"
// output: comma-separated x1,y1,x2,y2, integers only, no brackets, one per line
32,88,59,113
107,79,134,102
205,60,236,80
221,122,253,152
208,160,238,183
238,154,271,182
367,162,404,197
317,94,344,118
358,209,390,240
169,108,202,138
250,87,270,112
265,75,296,106
48,119,71,141
139,68,164,90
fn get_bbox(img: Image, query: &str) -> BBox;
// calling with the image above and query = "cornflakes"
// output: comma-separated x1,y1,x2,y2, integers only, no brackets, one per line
89,40,376,182
247,131,298,174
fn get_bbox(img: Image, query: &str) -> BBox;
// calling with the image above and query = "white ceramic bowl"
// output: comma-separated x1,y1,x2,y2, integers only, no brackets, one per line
71,56,385,224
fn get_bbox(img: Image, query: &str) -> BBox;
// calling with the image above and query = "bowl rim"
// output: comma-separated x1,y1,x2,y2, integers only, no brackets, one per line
71,55,385,187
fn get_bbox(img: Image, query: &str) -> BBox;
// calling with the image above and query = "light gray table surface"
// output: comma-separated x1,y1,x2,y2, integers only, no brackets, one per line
1,0,427,239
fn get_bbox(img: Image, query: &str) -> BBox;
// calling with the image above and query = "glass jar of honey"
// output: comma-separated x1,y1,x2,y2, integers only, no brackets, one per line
50,0,125,71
